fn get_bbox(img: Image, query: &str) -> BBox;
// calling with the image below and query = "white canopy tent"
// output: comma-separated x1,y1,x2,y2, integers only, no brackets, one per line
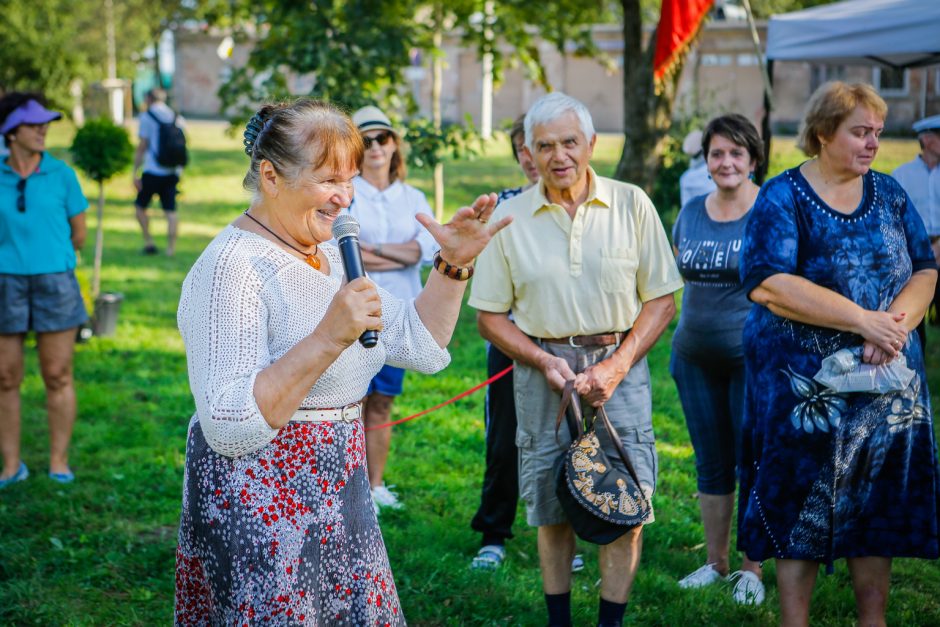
753,0,940,173
766,0,940,69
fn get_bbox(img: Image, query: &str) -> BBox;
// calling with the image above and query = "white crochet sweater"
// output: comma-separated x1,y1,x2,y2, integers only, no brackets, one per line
178,225,451,458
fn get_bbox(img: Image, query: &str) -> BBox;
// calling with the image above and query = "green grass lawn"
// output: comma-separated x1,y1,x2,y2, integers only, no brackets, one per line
1,120,937,625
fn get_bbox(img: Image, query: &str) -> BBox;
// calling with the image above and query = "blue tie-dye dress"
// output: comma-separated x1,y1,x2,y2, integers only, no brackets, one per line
737,166,940,570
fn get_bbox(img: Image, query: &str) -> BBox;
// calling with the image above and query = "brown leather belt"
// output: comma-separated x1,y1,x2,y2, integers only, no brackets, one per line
540,331,627,348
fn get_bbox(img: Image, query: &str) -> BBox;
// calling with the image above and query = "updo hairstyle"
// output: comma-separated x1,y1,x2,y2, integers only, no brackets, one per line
797,81,887,157
242,99,363,198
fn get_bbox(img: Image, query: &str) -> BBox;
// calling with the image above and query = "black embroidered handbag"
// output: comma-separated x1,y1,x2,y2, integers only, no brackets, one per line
552,381,651,545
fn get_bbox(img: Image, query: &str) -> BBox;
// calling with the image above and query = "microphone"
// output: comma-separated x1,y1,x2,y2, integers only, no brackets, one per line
331,213,379,348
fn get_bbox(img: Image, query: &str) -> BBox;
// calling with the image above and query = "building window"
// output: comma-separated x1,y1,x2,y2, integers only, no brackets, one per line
701,54,733,67
810,64,846,93
873,66,909,96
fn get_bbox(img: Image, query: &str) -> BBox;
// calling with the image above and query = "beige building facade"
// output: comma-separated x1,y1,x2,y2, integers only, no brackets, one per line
173,21,940,133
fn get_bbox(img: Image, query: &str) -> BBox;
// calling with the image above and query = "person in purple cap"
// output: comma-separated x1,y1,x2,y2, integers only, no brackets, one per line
0,92,88,489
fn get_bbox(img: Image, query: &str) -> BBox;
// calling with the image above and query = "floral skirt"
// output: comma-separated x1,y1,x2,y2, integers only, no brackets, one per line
175,417,405,626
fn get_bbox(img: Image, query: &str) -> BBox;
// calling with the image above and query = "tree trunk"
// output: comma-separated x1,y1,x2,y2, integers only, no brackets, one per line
154,33,164,89
92,182,105,300
614,0,683,195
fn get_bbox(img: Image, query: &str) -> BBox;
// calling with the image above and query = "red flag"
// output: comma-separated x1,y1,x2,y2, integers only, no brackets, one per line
653,0,713,87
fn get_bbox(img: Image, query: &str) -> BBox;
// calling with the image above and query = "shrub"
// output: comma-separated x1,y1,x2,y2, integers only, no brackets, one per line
70,117,133,182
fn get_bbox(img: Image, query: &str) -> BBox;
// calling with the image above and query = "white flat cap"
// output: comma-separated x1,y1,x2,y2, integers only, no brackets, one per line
682,130,704,156
913,114,940,134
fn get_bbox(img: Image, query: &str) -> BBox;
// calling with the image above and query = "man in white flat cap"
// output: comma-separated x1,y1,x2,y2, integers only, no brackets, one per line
893,114,940,335
678,129,715,209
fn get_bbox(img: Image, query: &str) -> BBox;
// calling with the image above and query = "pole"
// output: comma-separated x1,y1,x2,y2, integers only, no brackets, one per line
431,3,444,222
480,1,494,140
740,0,773,110
105,0,117,80
92,182,105,300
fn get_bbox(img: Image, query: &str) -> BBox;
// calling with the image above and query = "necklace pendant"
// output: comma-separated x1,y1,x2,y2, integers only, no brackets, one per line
305,254,321,270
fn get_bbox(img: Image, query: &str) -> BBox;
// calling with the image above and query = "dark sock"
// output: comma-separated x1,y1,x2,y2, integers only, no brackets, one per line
545,591,572,627
597,597,627,627
481,535,505,548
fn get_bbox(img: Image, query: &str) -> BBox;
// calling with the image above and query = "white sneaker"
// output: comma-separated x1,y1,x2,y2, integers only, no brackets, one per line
728,570,765,605
678,563,723,589
470,545,506,570
371,485,402,510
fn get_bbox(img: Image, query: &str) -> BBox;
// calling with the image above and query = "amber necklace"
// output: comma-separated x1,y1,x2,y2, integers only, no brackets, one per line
243,211,320,270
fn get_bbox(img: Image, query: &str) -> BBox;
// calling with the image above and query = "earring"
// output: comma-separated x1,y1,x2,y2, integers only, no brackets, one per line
748,171,756,182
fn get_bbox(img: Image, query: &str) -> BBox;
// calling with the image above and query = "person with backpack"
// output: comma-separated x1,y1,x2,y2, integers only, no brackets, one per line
132,88,187,256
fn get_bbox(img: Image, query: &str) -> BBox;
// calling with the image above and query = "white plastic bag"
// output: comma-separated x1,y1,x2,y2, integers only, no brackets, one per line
813,346,914,394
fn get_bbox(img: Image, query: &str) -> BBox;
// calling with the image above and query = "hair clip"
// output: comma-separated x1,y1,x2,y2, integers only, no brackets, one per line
243,113,270,156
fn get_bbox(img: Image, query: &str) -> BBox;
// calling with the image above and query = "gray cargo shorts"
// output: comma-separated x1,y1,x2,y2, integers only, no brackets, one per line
514,340,657,527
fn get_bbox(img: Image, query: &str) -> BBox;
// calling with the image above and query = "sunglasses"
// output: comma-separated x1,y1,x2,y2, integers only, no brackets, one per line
16,179,25,213
362,131,392,149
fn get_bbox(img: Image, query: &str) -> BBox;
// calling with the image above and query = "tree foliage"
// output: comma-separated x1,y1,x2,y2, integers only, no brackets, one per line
201,0,610,187
210,0,422,121
0,0,193,111
203,0,610,123
70,117,134,182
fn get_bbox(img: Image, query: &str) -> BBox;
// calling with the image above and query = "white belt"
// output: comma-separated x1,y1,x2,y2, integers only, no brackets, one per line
291,402,362,423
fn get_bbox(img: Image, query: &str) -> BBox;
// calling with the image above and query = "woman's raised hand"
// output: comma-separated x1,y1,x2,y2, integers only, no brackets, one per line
316,277,384,348
415,193,512,267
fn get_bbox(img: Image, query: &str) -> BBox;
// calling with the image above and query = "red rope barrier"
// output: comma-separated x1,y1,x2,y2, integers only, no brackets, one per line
364,364,513,431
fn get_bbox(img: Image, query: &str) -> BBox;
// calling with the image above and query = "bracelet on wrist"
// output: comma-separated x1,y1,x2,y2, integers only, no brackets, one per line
432,251,474,281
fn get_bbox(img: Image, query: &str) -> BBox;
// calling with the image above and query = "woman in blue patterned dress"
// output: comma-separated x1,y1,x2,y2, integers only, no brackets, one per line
739,81,940,626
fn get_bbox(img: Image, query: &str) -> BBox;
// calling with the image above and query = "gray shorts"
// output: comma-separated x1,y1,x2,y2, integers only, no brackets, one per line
0,271,88,334
514,341,658,527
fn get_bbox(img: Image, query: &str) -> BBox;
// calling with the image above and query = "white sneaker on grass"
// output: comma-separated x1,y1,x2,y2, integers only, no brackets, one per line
371,485,402,510
571,553,585,573
728,570,765,605
678,563,723,589
471,545,506,570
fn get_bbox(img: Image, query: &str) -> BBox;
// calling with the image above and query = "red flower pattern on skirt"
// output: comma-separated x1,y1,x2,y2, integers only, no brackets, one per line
175,419,404,625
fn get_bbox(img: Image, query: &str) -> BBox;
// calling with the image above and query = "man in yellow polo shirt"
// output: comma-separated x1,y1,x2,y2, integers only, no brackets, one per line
469,92,682,627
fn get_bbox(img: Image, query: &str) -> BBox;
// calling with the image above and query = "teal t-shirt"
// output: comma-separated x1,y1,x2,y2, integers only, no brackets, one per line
0,153,88,275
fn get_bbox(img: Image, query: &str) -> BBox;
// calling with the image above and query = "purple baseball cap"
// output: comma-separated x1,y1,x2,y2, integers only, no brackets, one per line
0,99,62,135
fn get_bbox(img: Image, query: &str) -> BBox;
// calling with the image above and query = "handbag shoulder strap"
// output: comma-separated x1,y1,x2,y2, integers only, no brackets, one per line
595,405,644,491
554,380,583,444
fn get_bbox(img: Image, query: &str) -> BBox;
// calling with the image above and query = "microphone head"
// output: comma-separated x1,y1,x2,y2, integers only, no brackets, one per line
331,213,360,240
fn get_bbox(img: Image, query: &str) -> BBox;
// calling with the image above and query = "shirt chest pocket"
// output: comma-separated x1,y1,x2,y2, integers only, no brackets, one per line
600,248,638,294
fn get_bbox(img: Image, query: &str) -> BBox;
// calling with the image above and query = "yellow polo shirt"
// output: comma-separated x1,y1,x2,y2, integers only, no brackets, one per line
469,168,683,338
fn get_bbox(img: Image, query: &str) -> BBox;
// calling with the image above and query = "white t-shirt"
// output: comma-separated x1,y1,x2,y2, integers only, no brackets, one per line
138,101,183,176
348,177,436,301
893,156,940,237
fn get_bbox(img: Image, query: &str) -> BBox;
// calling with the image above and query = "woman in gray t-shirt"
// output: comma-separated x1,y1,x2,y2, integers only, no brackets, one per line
670,114,766,604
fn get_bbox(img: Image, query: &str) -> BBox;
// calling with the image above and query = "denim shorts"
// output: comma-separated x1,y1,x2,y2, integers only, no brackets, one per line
367,364,406,397
0,271,88,334
514,341,658,528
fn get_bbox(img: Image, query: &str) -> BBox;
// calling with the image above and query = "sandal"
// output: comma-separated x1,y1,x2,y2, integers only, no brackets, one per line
49,468,75,484
471,544,506,570
0,462,29,489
